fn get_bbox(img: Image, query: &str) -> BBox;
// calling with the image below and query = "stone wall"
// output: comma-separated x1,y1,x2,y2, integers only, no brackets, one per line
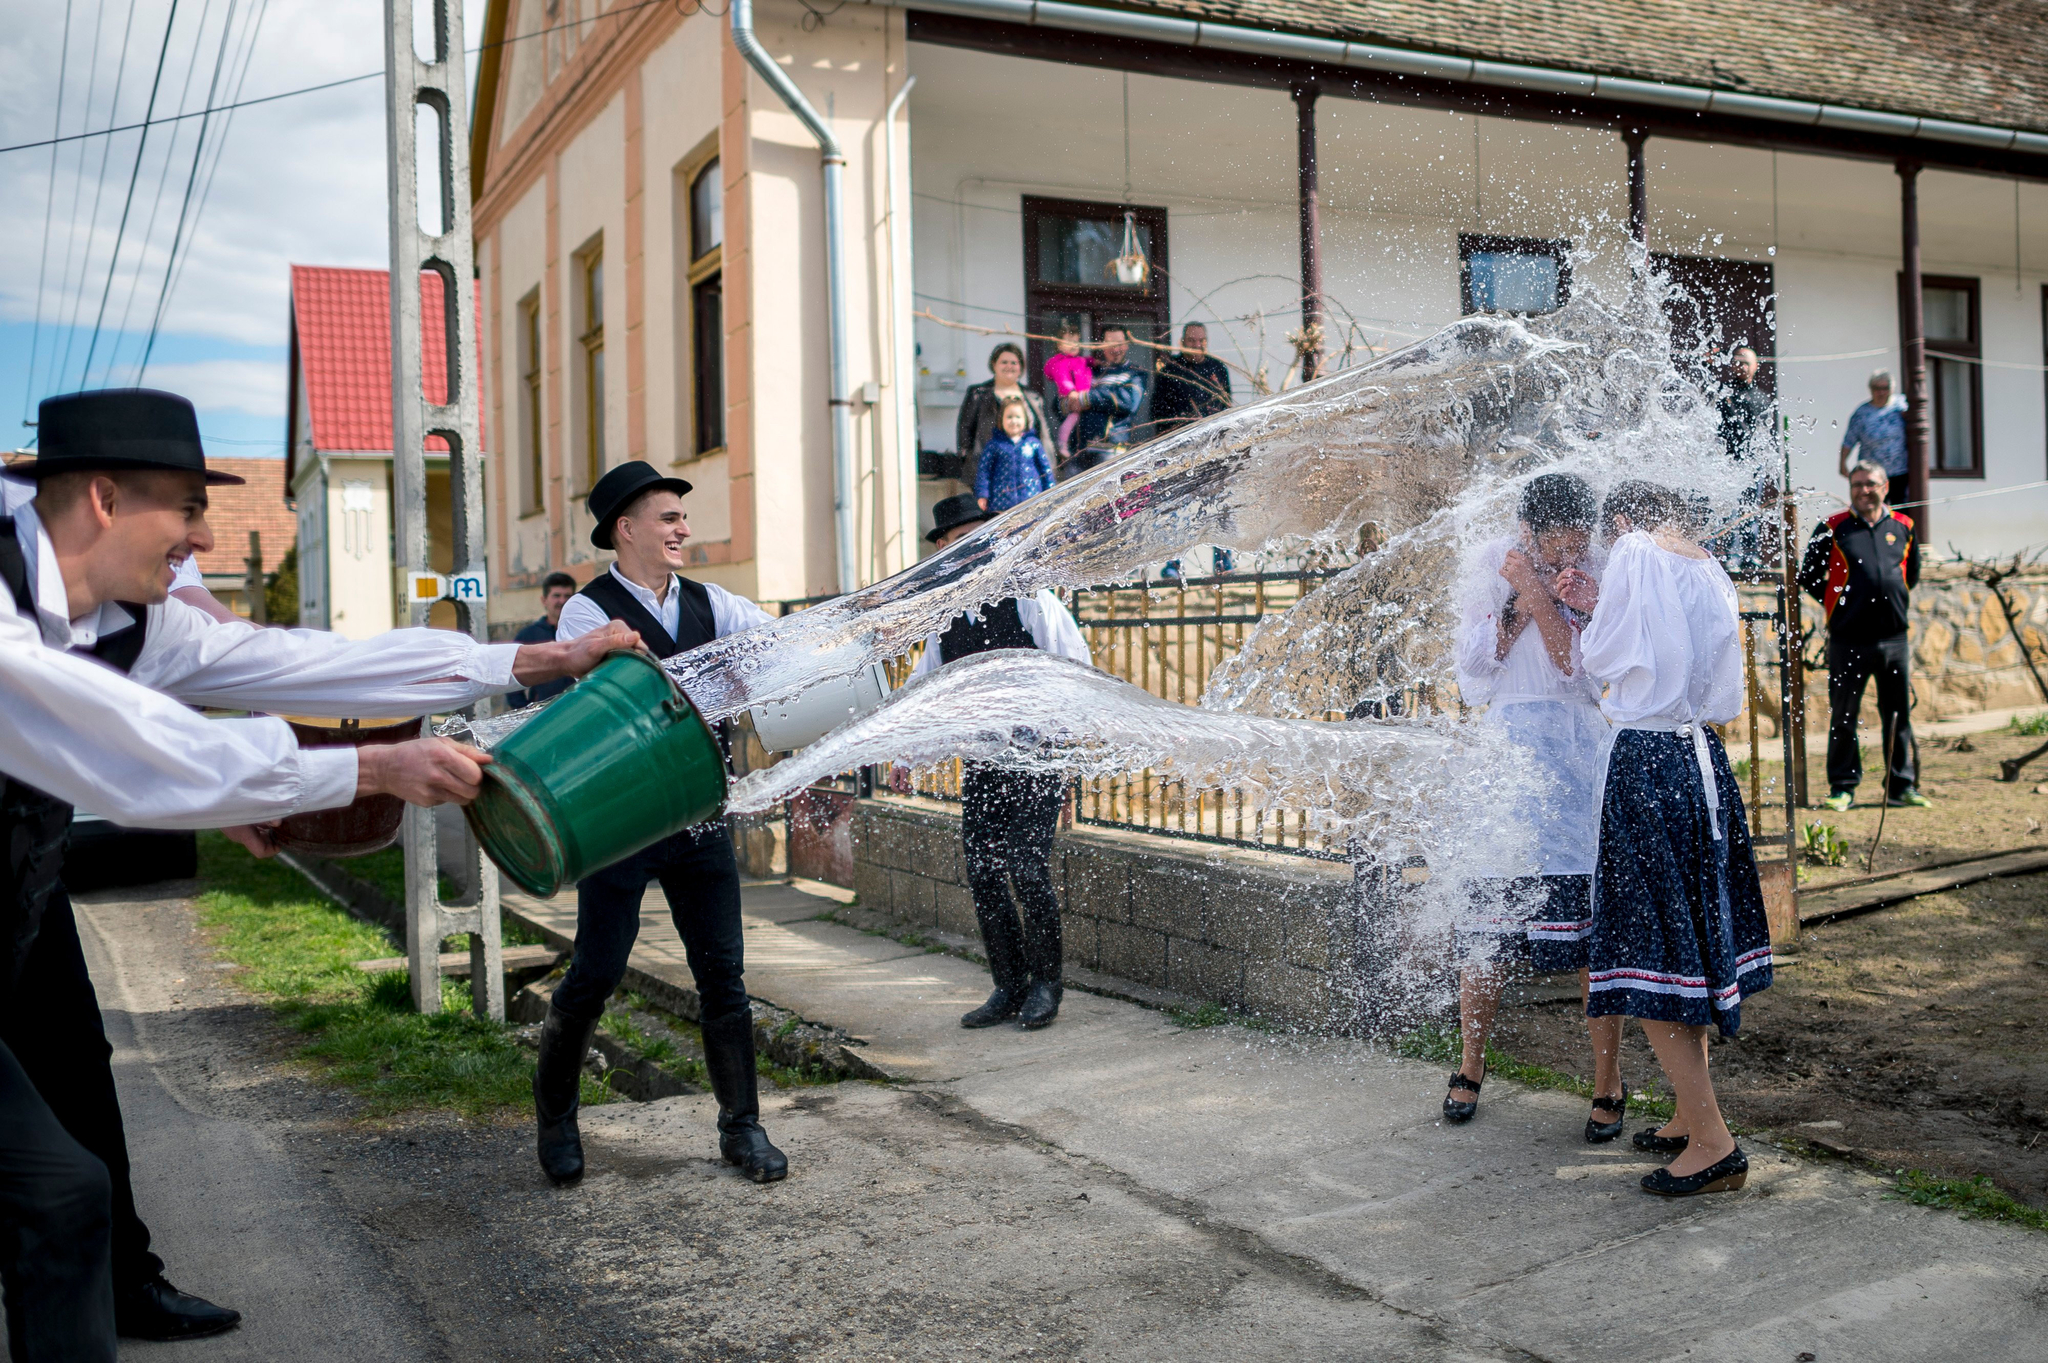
851,796,1365,1030
1906,567,2048,719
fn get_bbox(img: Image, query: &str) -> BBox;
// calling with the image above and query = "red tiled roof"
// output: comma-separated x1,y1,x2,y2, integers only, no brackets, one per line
193,458,296,577
286,264,484,455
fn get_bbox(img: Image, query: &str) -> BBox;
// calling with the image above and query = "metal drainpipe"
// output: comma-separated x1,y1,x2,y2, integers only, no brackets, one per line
732,0,859,594
884,74,919,570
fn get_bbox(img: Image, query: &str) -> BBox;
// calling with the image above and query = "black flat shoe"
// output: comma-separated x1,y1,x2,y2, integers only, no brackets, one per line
962,988,1024,1028
1441,1071,1482,1124
1641,1146,1748,1197
1585,1083,1629,1144
116,1275,241,1340
1633,1126,1689,1155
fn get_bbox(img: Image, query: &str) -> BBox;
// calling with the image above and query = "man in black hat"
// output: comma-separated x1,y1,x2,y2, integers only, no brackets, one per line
534,459,787,1188
0,389,631,1354
890,493,1091,1030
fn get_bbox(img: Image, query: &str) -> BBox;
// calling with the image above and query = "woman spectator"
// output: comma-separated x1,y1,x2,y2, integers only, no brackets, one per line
975,397,1056,514
955,343,1054,493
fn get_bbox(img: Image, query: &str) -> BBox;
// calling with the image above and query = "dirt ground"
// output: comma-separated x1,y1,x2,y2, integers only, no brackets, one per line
1492,726,2048,1210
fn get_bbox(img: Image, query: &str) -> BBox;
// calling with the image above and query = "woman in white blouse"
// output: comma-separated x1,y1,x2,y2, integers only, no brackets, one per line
1558,479,1774,1197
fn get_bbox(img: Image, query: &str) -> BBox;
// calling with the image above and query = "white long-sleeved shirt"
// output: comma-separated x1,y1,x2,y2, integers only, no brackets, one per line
1453,535,1603,709
908,590,1093,679
554,563,774,645
0,491,519,829
1580,531,1744,728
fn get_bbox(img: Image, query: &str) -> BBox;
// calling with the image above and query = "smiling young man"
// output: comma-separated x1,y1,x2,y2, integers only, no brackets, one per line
538,460,786,1188
0,389,632,1356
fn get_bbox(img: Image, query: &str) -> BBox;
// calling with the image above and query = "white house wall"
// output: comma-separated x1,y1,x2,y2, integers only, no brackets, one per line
556,93,628,562
907,43,2048,558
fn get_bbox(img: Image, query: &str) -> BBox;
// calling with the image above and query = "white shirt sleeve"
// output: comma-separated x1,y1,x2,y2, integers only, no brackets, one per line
554,591,609,644
1022,590,1093,665
0,593,357,827
169,555,206,592
1453,540,1510,707
908,633,943,681
704,582,776,638
128,595,518,717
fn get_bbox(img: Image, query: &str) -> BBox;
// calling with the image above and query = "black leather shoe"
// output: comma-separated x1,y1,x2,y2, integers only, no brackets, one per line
1641,1146,1747,1197
534,1005,600,1186
1442,1072,1482,1124
1017,981,1063,1030
1585,1083,1629,1144
1633,1126,1689,1155
703,1010,789,1184
961,988,1024,1028
115,1275,241,1340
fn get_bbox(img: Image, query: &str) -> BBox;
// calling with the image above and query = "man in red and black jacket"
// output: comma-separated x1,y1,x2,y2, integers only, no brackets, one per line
1798,461,1929,810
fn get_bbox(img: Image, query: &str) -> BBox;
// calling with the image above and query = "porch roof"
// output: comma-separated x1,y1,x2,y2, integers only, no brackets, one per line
1056,1,2048,137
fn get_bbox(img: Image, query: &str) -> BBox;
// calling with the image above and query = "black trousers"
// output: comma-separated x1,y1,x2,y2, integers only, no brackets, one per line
0,1034,116,1362
553,823,749,1025
0,890,159,1298
960,766,1066,992
1826,631,1917,798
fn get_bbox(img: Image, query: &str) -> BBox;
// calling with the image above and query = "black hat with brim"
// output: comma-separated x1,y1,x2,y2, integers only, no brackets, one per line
588,459,694,550
14,388,243,485
927,491,994,544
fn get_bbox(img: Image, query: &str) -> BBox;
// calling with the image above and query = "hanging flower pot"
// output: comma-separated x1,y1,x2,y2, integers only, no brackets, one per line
1110,210,1149,286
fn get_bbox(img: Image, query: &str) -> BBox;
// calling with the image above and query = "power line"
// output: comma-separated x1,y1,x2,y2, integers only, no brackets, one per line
79,0,184,386
54,0,142,397
138,0,242,378
0,0,688,159
23,0,78,424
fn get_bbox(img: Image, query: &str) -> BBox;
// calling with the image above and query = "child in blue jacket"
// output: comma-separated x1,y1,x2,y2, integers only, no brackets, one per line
975,396,1056,513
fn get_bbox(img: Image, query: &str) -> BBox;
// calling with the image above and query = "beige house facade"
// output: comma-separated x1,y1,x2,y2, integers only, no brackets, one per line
470,1,2048,634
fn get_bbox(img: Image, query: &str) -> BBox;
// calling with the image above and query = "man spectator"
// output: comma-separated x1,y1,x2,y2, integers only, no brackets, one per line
1799,461,1930,810
1150,322,1232,437
506,571,579,708
1838,369,1908,483
1717,346,1774,466
1061,325,1146,476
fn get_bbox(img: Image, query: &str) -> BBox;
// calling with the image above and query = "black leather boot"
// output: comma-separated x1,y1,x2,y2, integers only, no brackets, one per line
534,1005,600,1186
961,987,1024,1028
115,1275,241,1340
1017,980,1063,1029
702,1010,788,1183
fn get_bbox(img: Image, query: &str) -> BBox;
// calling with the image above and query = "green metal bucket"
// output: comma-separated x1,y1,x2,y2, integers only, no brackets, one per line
464,650,728,897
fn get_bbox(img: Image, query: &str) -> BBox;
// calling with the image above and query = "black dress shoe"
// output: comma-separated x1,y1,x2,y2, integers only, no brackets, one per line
1017,981,1063,1030
1641,1146,1748,1197
116,1275,241,1340
1585,1083,1630,1144
961,987,1024,1028
1633,1126,1689,1155
1441,1071,1482,1124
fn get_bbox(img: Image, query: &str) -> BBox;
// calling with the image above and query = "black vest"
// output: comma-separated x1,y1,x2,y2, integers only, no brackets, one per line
938,597,1036,664
576,571,717,661
0,516,150,986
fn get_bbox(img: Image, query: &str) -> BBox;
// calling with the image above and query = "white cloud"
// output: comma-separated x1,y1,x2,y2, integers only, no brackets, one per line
143,358,285,417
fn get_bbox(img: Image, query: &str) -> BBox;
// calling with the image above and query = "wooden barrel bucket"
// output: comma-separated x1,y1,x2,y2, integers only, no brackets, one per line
270,715,423,858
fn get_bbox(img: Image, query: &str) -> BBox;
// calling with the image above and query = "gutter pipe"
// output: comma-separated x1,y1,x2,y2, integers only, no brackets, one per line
732,0,861,595
873,0,2048,159
883,74,919,571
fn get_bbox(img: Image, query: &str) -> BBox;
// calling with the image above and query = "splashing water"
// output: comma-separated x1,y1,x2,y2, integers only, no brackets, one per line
455,280,1746,750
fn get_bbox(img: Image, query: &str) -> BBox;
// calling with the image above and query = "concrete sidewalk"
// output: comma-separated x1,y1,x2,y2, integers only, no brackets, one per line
506,878,2048,1362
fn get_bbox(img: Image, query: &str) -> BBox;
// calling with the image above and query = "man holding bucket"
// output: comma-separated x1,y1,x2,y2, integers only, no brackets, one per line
537,460,787,1187
0,388,632,1354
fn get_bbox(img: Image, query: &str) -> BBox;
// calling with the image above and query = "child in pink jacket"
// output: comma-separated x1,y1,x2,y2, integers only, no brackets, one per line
1045,324,1093,460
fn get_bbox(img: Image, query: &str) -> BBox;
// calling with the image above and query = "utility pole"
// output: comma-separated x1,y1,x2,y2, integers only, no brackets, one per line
383,0,503,1018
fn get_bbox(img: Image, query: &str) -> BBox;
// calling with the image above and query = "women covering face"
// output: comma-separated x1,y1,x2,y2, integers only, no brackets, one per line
1444,472,1625,1143
1565,479,1775,1198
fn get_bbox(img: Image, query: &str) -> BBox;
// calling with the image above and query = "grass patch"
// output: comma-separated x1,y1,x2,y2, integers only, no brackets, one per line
1395,1023,1675,1120
194,833,606,1117
1891,1171,2048,1232
345,845,546,948
2009,711,2048,737
1169,1001,1232,1029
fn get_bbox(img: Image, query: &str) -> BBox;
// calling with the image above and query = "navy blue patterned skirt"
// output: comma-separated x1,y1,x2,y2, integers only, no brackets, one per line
1454,875,1592,974
1587,728,1774,1036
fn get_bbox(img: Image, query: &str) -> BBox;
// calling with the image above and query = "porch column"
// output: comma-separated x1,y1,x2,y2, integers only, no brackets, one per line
1293,85,1323,380
1897,160,1931,539
1624,128,1647,243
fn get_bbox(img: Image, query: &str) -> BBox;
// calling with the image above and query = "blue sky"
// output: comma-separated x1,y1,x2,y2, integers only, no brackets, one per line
0,0,485,459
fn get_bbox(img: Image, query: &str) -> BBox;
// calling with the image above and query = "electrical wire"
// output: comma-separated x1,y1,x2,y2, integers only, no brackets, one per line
53,0,142,399
23,0,78,425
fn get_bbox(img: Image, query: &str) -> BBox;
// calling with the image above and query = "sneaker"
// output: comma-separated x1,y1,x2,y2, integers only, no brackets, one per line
1821,791,1854,812
1887,788,1932,808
